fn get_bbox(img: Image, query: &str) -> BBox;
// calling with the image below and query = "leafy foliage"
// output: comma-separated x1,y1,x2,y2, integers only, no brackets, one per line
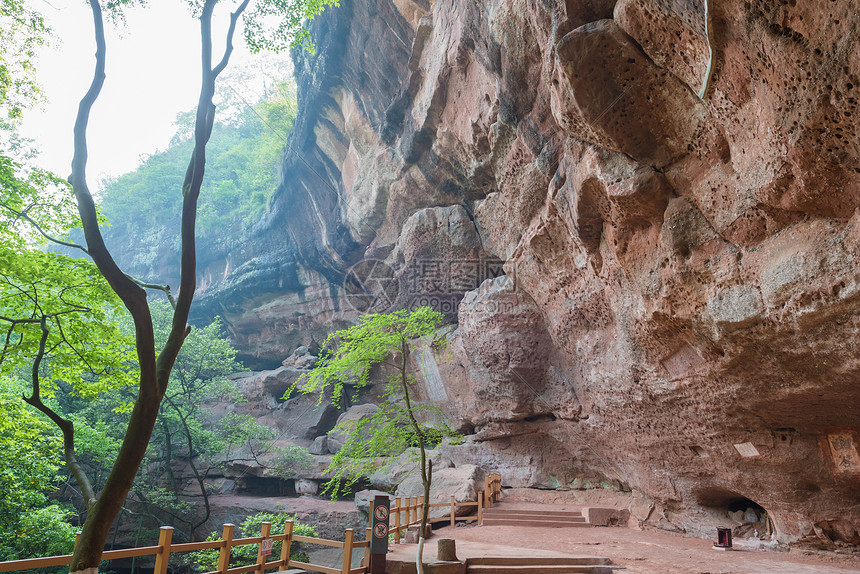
0,248,136,399
243,0,340,53
271,445,315,478
0,0,49,122
1,505,77,572
297,307,456,498
190,512,318,570
0,377,75,568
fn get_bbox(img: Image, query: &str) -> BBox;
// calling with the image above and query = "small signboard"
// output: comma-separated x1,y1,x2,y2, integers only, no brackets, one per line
733,442,760,458
374,522,388,538
260,537,273,556
369,495,390,562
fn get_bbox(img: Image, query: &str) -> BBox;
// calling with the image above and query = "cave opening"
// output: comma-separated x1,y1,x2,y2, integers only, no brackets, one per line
238,476,296,497
695,487,774,538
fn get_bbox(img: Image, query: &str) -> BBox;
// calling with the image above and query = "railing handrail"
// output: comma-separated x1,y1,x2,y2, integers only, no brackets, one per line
2,471,504,571
0,521,365,574
389,470,502,543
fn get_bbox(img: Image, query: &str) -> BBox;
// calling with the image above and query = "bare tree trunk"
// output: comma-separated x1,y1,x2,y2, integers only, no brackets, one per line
398,338,431,574
66,1,249,571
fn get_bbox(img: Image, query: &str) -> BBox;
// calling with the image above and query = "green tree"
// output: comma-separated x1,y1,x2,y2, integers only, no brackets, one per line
51,1,337,571
0,0,49,122
0,0,337,569
0,155,137,520
299,307,450,574
60,304,276,543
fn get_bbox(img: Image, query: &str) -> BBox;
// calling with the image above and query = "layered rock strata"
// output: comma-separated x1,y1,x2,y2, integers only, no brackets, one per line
118,0,860,545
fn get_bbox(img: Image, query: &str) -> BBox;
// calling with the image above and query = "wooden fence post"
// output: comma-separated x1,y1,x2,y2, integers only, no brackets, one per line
394,497,401,544
255,521,271,573
363,527,371,568
279,521,293,571
450,495,456,527
153,526,173,574
411,496,418,525
217,523,235,573
341,528,354,574
477,491,483,525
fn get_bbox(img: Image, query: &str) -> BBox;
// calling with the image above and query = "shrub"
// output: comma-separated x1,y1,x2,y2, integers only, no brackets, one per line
189,512,318,571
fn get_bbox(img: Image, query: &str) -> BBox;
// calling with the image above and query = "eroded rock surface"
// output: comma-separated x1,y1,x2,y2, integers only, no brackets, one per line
114,0,860,546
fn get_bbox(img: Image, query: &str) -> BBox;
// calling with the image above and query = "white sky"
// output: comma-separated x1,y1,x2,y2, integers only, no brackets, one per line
21,0,266,188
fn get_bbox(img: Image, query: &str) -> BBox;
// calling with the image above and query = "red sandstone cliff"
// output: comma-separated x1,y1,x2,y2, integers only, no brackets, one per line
183,0,860,545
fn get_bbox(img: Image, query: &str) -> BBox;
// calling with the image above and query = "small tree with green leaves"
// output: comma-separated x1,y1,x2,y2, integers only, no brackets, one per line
299,307,450,574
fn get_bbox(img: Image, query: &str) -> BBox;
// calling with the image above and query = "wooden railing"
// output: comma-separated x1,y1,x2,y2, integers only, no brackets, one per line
0,521,369,574
484,472,502,508
1,473,504,571
389,472,503,543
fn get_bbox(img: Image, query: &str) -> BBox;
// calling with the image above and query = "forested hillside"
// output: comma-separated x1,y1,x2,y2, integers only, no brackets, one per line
99,77,297,240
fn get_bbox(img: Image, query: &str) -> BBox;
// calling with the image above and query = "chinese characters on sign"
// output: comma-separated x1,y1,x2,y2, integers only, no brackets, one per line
828,433,860,473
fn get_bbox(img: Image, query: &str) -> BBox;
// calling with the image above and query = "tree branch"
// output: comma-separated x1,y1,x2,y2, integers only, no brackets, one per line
124,274,176,309
68,3,163,571
213,0,251,78
22,316,97,507
165,394,211,540
0,201,90,254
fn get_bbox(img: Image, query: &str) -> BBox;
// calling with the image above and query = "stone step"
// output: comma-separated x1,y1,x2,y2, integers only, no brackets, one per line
468,557,611,566
483,508,584,518
467,566,603,573
481,518,591,527
482,512,587,522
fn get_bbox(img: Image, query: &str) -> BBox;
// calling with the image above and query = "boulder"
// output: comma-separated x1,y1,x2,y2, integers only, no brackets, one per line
308,435,328,455
368,448,455,491
354,489,395,514
278,393,342,441
241,367,306,402
296,479,319,496
395,464,485,519
327,404,380,453
282,346,318,370
551,19,707,167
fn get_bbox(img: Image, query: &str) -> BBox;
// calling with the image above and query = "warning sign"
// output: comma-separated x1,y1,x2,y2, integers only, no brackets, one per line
373,522,388,538
260,538,273,556
374,505,389,521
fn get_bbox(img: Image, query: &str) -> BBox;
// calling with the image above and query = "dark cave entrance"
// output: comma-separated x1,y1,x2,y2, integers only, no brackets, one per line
695,488,774,538
238,476,296,497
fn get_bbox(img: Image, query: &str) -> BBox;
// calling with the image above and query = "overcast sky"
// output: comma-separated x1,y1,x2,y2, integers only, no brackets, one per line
21,0,265,188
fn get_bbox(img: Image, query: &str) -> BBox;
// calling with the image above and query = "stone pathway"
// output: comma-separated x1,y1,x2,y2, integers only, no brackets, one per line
423,522,860,574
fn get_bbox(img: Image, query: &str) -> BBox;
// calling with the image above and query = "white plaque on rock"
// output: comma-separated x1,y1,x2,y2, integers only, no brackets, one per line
733,442,760,457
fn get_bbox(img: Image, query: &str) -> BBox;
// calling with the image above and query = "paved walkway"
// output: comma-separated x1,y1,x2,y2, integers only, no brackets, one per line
414,522,860,574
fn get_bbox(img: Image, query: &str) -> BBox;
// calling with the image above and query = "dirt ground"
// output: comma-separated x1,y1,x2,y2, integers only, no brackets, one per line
425,522,860,574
